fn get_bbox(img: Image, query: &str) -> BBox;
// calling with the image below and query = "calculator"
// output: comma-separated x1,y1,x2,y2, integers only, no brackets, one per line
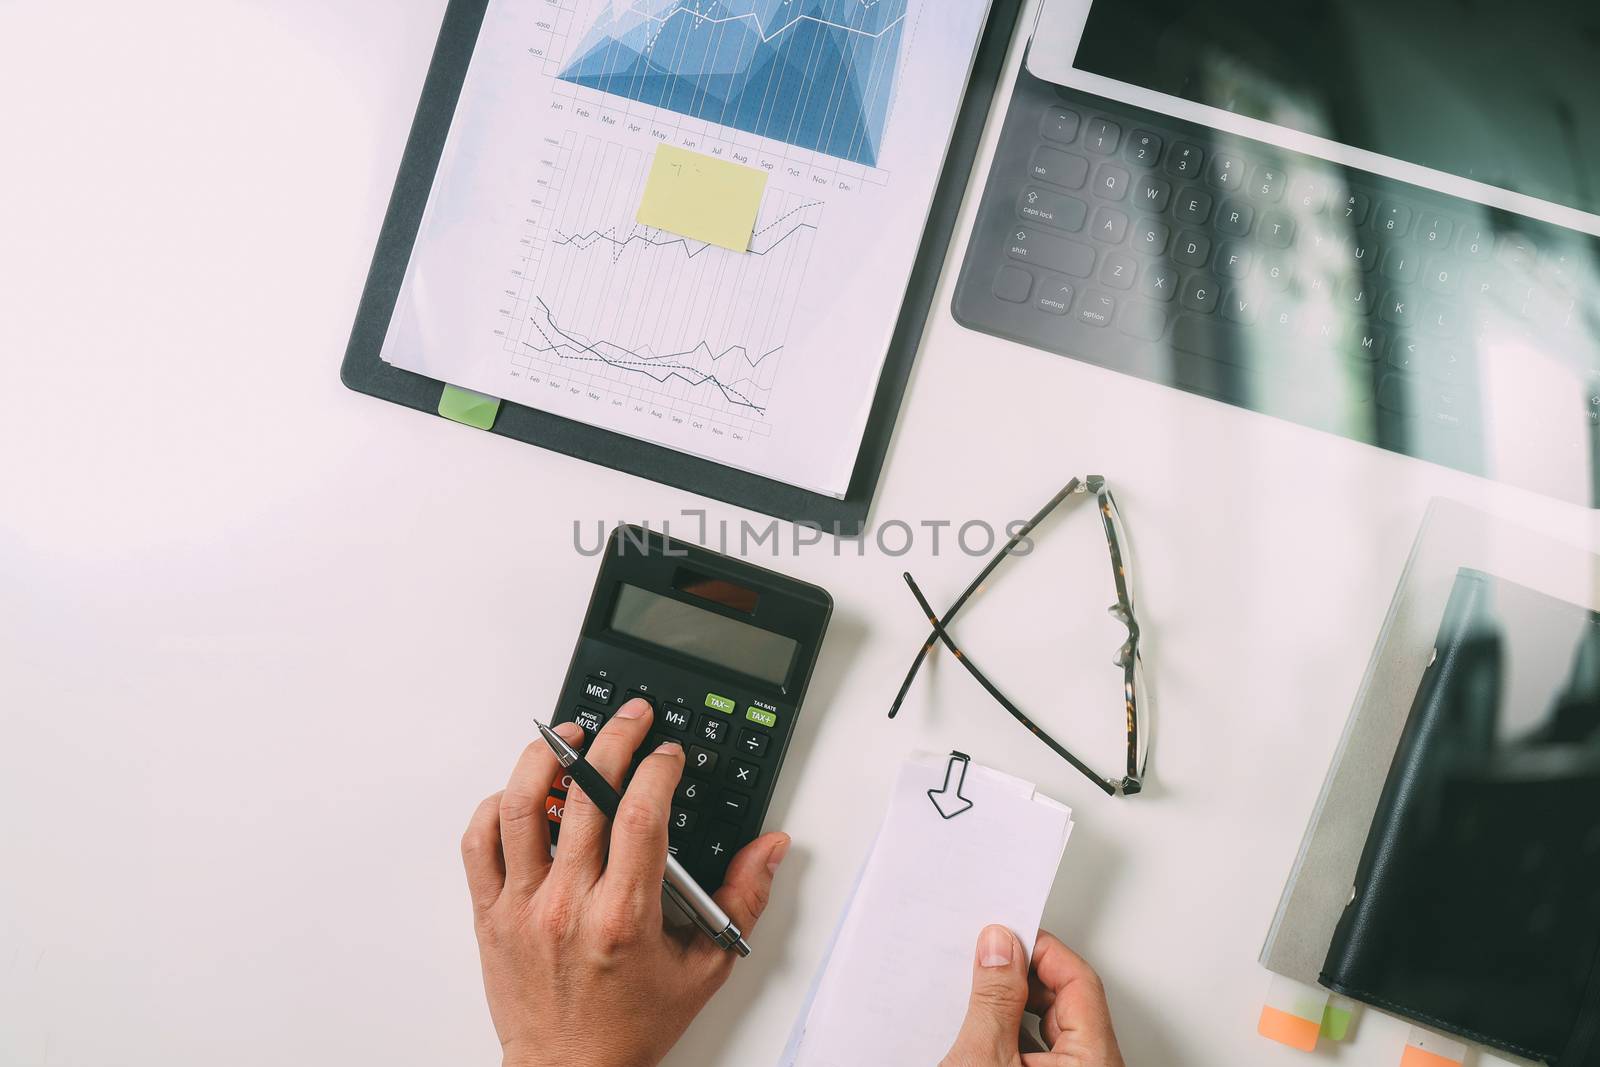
547,525,833,887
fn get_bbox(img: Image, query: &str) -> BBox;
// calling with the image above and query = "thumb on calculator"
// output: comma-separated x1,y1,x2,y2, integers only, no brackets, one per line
940,925,1032,1067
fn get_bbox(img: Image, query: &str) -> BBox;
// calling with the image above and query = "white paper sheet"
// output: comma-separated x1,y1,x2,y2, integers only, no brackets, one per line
780,753,1074,1066
380,0,994,497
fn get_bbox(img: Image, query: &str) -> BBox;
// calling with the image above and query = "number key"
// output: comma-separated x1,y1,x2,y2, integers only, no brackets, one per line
687,746,720,774
1206,153,1244,191
1122,130,1163,167
1166,142,1204,178
670,807,698,834
1084,117,1121,154
675,778,707,807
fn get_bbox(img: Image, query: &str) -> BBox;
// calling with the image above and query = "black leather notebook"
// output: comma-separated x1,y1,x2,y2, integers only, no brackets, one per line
1322,568,1600,1065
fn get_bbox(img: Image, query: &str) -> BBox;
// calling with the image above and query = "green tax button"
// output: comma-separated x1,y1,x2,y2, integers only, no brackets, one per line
745,707,778,729
704,693,736,715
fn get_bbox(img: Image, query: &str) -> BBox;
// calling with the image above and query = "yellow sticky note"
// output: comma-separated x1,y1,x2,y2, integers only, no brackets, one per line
636,145,768,253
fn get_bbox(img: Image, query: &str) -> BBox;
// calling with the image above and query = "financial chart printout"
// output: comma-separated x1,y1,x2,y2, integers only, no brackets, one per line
380,0,992,497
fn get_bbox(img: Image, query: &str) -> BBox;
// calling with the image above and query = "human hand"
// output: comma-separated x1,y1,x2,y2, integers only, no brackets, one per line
940,926,1125,1067
461,699,791,1067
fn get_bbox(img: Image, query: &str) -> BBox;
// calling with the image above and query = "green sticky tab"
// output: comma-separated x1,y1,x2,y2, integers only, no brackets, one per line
438,385,501,430
745,707,778,728
1320,1000,1355,1042
704,693,735,715
636,145,768,253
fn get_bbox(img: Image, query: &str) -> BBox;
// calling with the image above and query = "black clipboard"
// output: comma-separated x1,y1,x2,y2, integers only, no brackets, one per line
341,0,1023,535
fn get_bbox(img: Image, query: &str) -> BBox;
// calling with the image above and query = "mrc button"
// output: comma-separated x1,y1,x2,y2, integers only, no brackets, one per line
582,677,614,704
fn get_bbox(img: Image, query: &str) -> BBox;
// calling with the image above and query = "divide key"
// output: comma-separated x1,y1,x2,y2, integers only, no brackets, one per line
1008,226,1095,278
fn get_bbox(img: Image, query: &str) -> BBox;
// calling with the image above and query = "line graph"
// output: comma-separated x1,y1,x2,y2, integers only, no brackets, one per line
558,0,907,166
506,132,824,437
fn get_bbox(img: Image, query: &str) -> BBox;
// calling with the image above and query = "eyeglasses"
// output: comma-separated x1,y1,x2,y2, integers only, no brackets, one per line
887,476,1150,797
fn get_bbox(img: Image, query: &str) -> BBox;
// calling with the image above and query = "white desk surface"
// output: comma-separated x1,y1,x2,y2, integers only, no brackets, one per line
2,3,1596,1065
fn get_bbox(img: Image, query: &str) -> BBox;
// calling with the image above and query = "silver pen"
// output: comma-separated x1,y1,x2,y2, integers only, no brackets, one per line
537,722,752,957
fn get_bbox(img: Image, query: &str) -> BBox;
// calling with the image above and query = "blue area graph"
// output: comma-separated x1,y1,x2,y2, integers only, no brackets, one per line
558,0,907,166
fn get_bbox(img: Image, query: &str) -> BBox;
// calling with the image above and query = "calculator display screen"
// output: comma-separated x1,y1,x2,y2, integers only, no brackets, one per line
1070,0,1600,214
608,584,798,685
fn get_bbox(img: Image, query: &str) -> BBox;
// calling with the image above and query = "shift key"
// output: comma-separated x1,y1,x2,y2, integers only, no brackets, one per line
1007,227,1095,278
1018,187,1087,231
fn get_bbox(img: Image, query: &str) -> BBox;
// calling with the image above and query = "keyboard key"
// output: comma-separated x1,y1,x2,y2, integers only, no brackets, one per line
1094,163,1131,201
1387,334,1422,372
1380,247,1420,283
1040,107,1081,144
670,807,698,834
675,778,708,807
992,265,1032,303
1350,327,1385,362
1380,291,1413,326
1340,276,1375,312
716,792,750,819
1171,316,1248,364
1421,297,1459,335
1035,275,1075,315
1497,233,1537,270
544,794,566,825
1132,174,1172,212
1350,237,1378,272
704,692,736,714
575,707,606,736
738,729,769,758
1259,252,1293,290
1173,230,1211,267
1131,217,1170,256
1215,199,1254,237
745,706,778,728
1122,129,1163,167
1288,175,1327,212
703,823,740,862
1006,226,1095,276
1017,186,1087,231
1119,302,1167,341
1180,274,1219,314
1028,146,1089,189
1334,192,1371,226
1216,242,1252,279
1078,291,1116,327
1207,152,1245,191
1140,262,1179,302
728,759,760,788
1083,117,1121,154
1374,202,1412,237
1250,165,1286,201
1421,258,1458,294
582,677,615,704
1174,187,1212,224
697,715,727,743
1260,212,1296,248
1091,206,1129,243
1457,225,1492,260
1416,213,1453,249
1166,142,1204,179
660,705,691,732
687,746,720,774
1221,289,1258,325
1099,251,1137,289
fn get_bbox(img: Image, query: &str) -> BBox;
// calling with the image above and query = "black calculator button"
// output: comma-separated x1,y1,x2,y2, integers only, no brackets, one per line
738,729,769,758
582,677,614,705
688,746,720,774
703,823,740,861
698,716,728,744
728,759,760,788
623,689,654,710
660,705,691,732
717,792,750,819
574,707,606,736
670,808,698,834
675,778,707,807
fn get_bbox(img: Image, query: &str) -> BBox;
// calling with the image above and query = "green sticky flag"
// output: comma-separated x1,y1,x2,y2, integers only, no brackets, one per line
438,385,500,431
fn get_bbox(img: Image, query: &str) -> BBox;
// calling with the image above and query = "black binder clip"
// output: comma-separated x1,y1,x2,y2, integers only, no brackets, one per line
928,750,975,820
